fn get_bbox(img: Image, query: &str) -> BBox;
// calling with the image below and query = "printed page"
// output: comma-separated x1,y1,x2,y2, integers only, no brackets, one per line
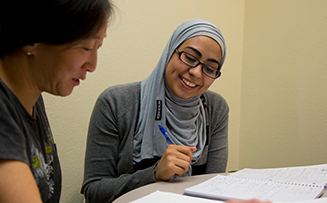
131,190,327,203
230,164,327,186
184,175,324,202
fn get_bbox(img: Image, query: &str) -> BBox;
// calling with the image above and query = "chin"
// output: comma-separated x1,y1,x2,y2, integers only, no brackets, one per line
59,89,74,97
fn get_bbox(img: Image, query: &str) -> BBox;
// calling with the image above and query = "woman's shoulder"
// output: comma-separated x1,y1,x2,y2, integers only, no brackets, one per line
203,90,229,123
100,82,140,97
106,81,141,91
203,90,228,107
97,82,141,105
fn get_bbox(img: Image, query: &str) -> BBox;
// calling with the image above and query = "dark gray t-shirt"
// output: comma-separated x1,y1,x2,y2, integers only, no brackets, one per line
0,78,61,203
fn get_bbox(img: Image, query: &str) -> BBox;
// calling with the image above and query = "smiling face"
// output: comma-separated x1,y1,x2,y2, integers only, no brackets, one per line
31,23,107,96
165,36,222,99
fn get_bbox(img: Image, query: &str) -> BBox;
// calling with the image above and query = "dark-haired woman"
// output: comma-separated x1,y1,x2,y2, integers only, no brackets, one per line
0,1,114,202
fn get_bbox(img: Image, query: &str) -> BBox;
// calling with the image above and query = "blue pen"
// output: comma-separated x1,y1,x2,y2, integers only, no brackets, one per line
159,125,193,176
158,125,175,145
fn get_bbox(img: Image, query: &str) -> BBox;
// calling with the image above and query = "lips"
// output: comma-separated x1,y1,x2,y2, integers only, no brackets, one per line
73,78,80,86
73,74,86,82
181,77,197,87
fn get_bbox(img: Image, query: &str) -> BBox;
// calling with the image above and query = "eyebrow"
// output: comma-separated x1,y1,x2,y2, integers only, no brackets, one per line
92,35,107,39
185,46,220,64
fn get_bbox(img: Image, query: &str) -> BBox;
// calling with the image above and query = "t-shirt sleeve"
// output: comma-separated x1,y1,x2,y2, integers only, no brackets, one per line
0,93,28,163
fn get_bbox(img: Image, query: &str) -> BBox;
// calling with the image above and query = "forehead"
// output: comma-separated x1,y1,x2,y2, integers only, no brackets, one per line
179,36,222,61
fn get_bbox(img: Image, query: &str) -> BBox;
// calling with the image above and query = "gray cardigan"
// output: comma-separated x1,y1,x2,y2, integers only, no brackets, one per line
81,82,229,202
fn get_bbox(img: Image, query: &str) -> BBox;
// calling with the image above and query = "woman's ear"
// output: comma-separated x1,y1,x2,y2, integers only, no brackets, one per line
21,44,36,56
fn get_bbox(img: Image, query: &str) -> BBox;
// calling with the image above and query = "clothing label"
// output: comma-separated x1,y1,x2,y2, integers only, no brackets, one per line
155,100,162,120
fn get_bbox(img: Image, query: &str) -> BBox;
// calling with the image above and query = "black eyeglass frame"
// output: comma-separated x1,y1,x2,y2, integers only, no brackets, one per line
175,49,221,79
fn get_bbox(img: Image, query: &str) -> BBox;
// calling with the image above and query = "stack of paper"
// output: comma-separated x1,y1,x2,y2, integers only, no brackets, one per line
183,164,327,202
131,191,327,203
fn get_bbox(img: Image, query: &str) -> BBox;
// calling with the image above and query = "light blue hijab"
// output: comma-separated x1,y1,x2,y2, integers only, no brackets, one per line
133,19,226,176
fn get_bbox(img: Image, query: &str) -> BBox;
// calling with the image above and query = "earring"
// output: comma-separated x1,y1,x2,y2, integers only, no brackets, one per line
27,51,31,56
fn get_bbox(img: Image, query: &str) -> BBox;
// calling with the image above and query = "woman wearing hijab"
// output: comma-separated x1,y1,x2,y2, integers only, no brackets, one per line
82,19,229,202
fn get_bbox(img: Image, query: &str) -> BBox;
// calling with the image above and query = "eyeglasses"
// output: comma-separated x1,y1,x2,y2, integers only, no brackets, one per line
175,49,221,79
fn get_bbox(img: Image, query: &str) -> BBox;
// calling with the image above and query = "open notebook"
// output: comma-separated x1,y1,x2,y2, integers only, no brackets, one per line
130,191,327,203
184,164,327,202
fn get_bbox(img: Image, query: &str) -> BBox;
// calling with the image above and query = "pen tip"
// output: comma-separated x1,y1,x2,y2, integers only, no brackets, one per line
158,125,164,132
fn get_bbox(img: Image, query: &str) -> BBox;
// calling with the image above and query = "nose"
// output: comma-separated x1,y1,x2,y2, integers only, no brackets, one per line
87,50,98,73
189,64,202,78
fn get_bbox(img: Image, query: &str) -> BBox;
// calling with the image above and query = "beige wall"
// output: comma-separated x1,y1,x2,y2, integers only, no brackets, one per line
42,1,327,202
240,0,327,169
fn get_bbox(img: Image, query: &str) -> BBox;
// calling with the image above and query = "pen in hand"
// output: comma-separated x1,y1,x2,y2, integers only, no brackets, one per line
158,125,175,145
157,125,195,180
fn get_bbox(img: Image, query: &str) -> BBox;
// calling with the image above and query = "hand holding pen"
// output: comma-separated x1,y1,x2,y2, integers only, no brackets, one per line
155,125,196,181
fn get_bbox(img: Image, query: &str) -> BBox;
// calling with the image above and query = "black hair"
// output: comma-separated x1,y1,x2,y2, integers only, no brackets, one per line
0,0,114,57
